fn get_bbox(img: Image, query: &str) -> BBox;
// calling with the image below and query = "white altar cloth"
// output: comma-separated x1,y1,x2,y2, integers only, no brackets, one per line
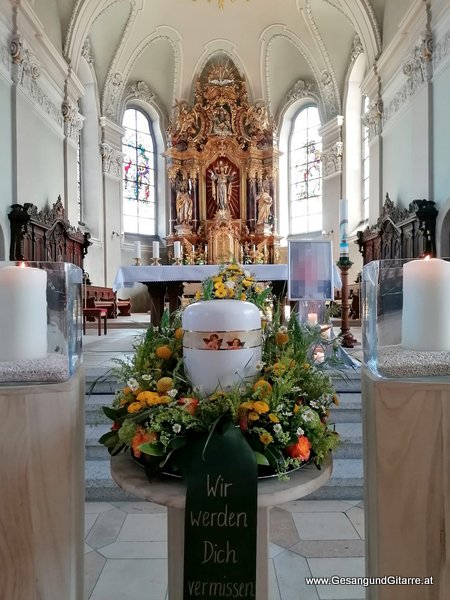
112,264,288,291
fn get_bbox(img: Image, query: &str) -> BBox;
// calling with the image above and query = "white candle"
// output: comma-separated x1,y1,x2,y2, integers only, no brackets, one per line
401,257,450,351
339,198,349,257
307,312,318,326
134,241,142,259
152,241,160,259
174,241,181,259
204,244,208,258
0,264,48,361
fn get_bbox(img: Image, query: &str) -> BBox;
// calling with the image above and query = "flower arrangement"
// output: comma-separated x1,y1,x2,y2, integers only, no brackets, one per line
100,265,340,478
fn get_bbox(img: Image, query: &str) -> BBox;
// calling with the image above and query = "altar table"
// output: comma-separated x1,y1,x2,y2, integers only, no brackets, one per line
111,452,332,600
112,264,289,324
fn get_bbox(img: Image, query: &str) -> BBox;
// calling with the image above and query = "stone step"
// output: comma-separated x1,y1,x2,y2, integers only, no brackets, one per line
85,394,116,425
85,457,363,502
305,458,364,500
333,422,362,459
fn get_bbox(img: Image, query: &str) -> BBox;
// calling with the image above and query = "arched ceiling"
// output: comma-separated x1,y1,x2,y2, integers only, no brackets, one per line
34,0,414,124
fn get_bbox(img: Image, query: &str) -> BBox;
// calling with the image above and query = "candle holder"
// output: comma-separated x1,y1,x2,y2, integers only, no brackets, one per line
172,258,183,266
134,257,142,266
362,258,450,379
150,257,161,266
337,256,357,348
0,261,82,384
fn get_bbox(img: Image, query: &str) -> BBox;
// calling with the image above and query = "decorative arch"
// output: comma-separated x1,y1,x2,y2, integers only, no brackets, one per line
64,0,143,73
102,26,181,123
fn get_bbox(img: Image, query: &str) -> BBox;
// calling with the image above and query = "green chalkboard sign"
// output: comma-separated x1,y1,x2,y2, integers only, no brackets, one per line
183,421,258,600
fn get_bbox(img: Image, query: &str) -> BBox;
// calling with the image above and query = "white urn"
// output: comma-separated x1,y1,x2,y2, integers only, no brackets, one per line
182,299,262,395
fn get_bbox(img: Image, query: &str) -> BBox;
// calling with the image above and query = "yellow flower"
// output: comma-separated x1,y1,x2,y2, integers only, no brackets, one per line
137,391,160,405
128,401,143,413
255,284,264,293
212,276,222,283
214,281,224,289
248,411,259,421
195,290,201,300
253,400,270,414
215,288,226,298
240,401,254,411
332,393,340,406
259,432,273,445
242,278,253,287
226,287,235,298
268,413,279,423
240,293,247,301
294,404,300,413
156,377,174,393
157,395,171,404
174,328,184,340
303,363,310,370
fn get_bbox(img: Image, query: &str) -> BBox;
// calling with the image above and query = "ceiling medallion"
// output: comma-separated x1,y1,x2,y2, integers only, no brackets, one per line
193,0,249,9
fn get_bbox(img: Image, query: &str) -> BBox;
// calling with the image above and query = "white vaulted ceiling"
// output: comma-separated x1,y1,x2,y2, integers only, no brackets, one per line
34,0,413,123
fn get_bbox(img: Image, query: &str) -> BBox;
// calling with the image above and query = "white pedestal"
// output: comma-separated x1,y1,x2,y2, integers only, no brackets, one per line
0,368,85,600
362,367,450,599
111,453,332,600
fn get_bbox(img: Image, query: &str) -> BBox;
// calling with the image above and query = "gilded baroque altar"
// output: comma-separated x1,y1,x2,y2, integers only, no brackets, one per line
165,58,281,265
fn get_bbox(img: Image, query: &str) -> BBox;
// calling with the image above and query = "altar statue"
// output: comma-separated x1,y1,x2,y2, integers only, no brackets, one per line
210,164,235,211
256,178,273,225
176,181,193,224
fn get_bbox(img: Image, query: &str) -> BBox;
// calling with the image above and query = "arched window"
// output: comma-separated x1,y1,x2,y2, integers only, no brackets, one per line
122,108,156,235
362,96,370,222
289,106,322,234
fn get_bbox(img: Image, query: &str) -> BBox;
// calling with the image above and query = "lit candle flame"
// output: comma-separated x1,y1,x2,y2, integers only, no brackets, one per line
19,262,26,268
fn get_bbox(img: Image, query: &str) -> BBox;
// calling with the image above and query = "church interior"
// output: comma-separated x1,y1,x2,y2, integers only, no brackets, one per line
1,0,450,599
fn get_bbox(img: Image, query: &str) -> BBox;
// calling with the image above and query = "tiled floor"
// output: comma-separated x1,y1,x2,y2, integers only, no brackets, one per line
83,315,365,599
84,500,366,600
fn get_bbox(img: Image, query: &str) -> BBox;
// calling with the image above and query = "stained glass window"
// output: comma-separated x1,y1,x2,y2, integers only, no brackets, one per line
362,96,370,221
122,108,156,234
289,106,322,234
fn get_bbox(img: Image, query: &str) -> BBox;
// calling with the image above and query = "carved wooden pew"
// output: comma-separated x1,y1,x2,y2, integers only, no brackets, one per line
84,285,131,318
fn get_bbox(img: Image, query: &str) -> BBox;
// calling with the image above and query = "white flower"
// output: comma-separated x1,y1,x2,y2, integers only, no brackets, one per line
127,378,139,392
244,270,251,278
172,423,182,434
273,424,282,433
167,388,178,398
302,409,315,423
255,361,266,371
141,374,152,381
296,426,304,436
225,279,236,289
279,325,288,333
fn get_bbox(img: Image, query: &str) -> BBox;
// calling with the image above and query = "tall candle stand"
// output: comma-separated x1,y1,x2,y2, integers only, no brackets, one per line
134,257,142,266
337,256,357,348
172,258,183,266
150,257,161,266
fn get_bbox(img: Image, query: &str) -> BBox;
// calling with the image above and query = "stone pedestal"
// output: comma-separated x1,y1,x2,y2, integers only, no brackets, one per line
0,368,85,600
362,368,450,599
111,452,332,600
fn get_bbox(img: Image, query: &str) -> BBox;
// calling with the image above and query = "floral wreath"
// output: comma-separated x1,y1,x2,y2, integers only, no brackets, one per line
100,264,340,477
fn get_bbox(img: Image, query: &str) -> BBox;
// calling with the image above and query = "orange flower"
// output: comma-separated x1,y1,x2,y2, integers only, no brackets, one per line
174,328,184,340
131,428,157,458
286,435,312,461
156,377,174,392
155,345,172,360
178,397,199,415
275,331,289,345
253,379,272,398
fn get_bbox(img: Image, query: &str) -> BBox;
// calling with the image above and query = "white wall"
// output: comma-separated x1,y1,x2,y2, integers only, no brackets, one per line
0,67,12,260
382,88,429,207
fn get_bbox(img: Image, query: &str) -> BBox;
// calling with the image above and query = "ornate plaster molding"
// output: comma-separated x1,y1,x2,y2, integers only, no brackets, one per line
81,38,94,65
287,78,316,102
383,33,433,126
62,99,85,142
103,71,124,119
432,28,450,70
321,142,343,177
1,44,10,72
362,98,383,140
319,70,339,119
10,35,63,129
125,80,155,104
100,142,123,178
305,1,341,119
350,34,364,63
